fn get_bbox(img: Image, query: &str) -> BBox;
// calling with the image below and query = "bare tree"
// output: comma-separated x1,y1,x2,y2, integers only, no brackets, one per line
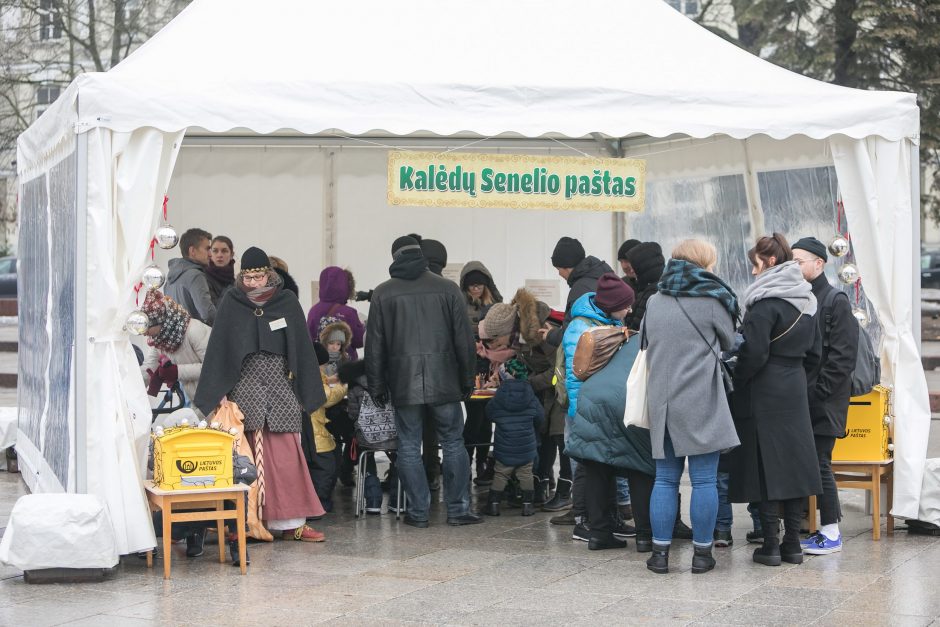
0,0,190,249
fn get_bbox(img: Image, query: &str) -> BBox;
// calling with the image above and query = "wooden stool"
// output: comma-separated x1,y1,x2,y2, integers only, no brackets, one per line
144,481,249,579
808,460,894,540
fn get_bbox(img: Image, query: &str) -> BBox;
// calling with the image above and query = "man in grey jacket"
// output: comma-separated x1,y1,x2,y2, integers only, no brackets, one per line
165,228,216,326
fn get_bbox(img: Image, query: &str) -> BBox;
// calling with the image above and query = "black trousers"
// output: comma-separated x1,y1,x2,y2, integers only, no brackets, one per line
626,469,654,539
572,462,587,517
814,434,841,526
539,433,572,482
464,401,492,468
759,497,803,545
582,460,617,534
310,450,337,510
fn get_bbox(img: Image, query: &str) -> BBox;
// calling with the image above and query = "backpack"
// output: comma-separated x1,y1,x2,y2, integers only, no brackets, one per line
573,326,632,381
552,316,602,402
355,390,398,449
822,288,880,397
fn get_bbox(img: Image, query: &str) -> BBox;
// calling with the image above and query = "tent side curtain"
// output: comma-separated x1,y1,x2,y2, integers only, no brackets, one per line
85,127,184,554
830,136,929,519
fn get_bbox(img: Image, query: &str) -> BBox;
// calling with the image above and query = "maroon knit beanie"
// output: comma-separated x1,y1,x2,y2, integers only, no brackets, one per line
594,272,635,315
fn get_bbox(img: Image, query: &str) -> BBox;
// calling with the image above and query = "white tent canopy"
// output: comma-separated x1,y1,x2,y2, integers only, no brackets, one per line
17,0,927,555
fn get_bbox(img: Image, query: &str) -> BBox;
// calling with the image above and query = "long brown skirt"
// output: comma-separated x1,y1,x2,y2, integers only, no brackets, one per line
248,427,325,521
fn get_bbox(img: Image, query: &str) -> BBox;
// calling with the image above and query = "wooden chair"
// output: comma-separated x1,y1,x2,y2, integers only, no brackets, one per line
808,459,894,540
144,481,249,579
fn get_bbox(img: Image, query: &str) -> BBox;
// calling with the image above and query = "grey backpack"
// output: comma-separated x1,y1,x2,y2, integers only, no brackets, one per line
823,289,880,396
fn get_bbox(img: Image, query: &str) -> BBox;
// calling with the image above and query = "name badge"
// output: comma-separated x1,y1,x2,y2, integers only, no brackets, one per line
269,318,287,331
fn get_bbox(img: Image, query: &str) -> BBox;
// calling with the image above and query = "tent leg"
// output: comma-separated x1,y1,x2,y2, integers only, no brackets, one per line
911,142,921,348
75,131,89,494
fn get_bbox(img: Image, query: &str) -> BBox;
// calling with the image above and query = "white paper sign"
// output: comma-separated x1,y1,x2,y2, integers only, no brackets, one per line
525,279,561,308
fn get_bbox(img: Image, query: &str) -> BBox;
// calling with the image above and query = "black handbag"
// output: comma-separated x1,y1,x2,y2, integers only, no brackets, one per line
674,297,734,395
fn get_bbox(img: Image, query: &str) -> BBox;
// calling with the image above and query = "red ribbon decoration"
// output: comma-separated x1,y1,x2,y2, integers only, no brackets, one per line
150,237,158,260
134,282,144,305
162,195,169,221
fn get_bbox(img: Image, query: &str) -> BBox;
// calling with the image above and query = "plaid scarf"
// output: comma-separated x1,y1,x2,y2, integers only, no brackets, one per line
657,258,740,322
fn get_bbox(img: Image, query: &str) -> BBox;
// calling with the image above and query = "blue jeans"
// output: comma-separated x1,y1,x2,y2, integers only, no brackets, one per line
616,477,631,506
715,471,732,532
396,403,471,521
650,431,720,546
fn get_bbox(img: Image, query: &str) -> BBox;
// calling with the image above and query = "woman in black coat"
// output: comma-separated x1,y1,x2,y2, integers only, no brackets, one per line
728,234,822,567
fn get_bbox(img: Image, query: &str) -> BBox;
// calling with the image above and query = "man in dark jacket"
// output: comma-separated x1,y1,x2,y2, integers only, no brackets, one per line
617,239,641,290
792,237,859,555
366,235,480,528
165,228,216,326
544,237,614,347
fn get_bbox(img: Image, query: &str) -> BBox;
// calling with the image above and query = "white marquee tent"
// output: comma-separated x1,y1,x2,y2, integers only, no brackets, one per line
16,0,926,554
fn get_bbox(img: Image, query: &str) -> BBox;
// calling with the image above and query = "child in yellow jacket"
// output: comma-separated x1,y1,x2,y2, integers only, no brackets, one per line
308,342,347,512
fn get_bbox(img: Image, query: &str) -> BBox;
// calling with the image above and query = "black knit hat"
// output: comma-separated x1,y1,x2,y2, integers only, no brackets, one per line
391,235,420,258
420,239,448,273
551,237,586,268
463,270,489,288
240,246,270,273
627,242,665,285
617,239,641,261
791,237,828,263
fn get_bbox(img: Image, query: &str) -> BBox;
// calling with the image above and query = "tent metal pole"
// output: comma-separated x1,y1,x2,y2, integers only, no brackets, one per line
740,139,765,240
74,130,88,493
911,141,922,348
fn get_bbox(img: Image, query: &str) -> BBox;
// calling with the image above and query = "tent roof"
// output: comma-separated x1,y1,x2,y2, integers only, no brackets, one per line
19,0,918,173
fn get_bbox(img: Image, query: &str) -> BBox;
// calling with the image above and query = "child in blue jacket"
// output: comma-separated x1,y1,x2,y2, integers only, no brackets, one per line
483,371,544,516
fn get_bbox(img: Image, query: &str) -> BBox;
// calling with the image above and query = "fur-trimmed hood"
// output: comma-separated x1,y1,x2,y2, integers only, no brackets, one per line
319,319,352,351
511,288,551,346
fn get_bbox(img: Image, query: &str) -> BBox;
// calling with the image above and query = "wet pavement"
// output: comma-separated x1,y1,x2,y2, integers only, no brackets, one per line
1,449,940,627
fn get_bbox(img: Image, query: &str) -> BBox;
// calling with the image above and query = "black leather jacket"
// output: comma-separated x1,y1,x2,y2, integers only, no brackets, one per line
365,250,476,406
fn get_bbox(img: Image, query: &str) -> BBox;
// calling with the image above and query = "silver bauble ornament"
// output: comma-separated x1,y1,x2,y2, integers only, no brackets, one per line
838,263,859,285
124,310,150,335
156,224,179,249
852,307,870,328
141,264,166,289
828,235,850,258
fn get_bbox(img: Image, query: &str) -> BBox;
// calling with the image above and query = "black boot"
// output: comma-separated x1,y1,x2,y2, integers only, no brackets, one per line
5,448,18,473
484,490,503,516
185,529,205,558
753,504,782,566
521,490,535,516
589,530,627,551
691,544,716,574
229,538,250,567
646,543,670,574
780,498,805,564
534,478,549,506
542,478,572,512
474,456,495,487
635,532,653,553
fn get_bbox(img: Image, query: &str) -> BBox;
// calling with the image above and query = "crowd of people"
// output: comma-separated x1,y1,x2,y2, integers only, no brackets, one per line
139,226,860,574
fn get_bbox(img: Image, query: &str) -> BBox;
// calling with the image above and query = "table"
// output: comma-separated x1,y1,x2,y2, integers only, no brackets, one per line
808,459,894,541
144,481,249,578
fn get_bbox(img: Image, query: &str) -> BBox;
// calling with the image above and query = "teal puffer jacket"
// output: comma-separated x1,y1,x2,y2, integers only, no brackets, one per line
565,335,655,476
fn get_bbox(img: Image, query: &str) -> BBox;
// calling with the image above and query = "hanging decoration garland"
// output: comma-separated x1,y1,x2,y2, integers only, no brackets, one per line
833,199,871,329
125,195,178,336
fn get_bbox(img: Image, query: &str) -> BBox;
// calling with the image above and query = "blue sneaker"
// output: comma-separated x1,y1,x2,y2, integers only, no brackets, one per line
801,532,842,555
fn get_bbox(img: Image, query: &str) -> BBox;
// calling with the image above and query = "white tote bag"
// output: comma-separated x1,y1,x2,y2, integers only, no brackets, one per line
624,348,650,429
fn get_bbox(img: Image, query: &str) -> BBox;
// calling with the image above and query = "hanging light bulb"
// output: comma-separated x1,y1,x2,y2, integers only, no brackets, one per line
852,307,870,328
124,310,150,335
141,264,166,289
838,263,859,285
827,235,850,258
155,224,179,249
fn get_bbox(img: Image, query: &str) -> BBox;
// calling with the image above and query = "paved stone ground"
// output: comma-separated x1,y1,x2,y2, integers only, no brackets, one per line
2,439,940,627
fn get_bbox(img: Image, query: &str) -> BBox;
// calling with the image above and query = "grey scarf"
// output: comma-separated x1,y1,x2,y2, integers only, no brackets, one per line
743,261,817,316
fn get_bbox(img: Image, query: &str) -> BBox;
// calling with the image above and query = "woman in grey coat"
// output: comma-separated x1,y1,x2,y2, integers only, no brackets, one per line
643,239,740,575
